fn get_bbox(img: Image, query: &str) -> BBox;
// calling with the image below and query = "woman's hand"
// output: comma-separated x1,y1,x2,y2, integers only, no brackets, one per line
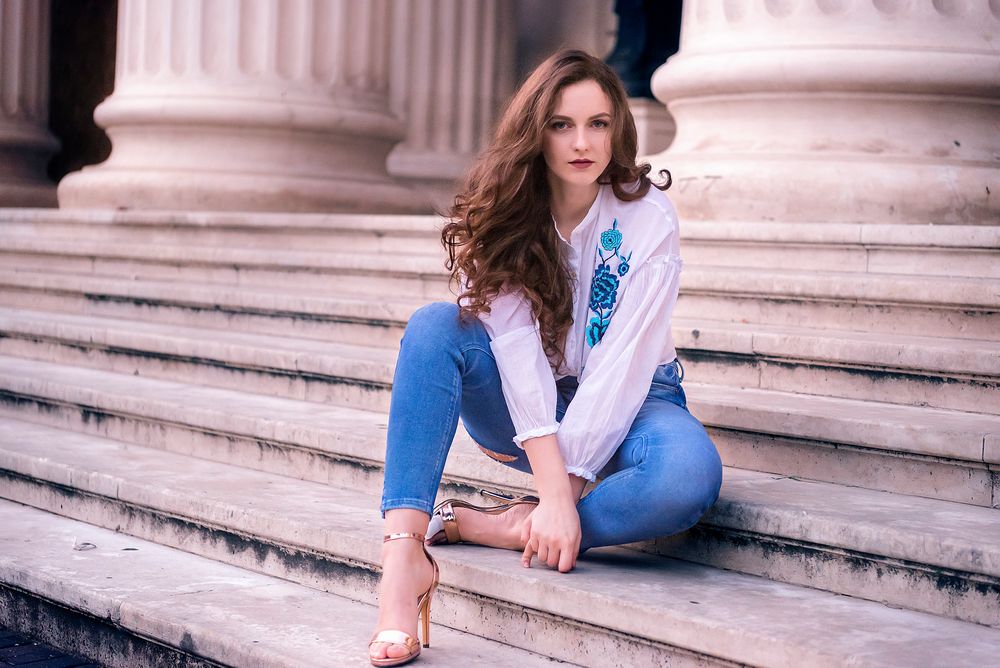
520,495,581,572
519,432,585,573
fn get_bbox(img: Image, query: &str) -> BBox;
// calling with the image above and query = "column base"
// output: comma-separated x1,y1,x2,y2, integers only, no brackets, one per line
647,154,998,226
56,117,431,214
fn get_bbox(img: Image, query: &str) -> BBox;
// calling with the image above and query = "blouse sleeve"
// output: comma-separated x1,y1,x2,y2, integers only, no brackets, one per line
472,288,560,446
555,253,683,481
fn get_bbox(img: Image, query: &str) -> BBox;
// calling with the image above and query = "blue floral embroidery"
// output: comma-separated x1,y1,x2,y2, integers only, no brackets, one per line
586,218,632,347
600,227,622,252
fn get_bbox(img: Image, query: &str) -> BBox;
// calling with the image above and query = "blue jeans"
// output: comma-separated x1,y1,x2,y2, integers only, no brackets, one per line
380,302,724,553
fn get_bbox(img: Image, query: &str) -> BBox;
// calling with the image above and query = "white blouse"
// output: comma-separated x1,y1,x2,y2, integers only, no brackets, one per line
465,181,683,482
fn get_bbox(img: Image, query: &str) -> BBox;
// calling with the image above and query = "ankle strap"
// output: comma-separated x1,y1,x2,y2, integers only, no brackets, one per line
384,531,425,543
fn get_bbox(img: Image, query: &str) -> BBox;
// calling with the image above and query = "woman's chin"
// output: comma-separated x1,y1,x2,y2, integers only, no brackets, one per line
553,172,601,189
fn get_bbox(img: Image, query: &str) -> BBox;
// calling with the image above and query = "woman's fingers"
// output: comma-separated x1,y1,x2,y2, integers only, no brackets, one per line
536,543,549,567
558,547,575,573
523,531,580,572
521,538,535,568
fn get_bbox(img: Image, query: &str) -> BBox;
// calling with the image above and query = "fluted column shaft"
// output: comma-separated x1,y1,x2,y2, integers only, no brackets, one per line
386,0,516,209
649,0,1000,225
59,0,422,213
0,0,58,207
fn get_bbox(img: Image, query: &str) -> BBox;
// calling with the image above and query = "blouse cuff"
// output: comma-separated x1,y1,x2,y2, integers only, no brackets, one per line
488,324,559,449
512,423,560,448
565,464,597,483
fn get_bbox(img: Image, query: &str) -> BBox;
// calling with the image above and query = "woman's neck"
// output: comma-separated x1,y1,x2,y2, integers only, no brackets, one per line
549,180,600,240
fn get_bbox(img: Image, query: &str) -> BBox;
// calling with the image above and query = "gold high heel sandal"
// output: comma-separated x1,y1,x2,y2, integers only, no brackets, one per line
426,489,540,546
369,531,440,667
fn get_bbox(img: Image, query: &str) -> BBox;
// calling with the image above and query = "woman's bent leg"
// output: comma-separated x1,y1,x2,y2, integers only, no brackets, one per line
575,398,723,552
381,301,516,517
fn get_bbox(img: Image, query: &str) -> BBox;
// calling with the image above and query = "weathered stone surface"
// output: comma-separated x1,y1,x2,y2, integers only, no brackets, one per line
0,414,998,629
1,206,998,663
0,501,559,668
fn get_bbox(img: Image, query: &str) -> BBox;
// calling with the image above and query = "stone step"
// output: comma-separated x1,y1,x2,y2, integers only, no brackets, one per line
4,209,998,279
0,236,450,300
0,359,997,623
675,266,1000,341
1,420,998,667
3,267,997,378
1,236,997,339
2,354,995,507
681,221,1000,279
0,306,397,413
0,500,559,668
0,277,996,414
0,268,414,349
0,208,448,255
0,304,996,504
675,320,1000,414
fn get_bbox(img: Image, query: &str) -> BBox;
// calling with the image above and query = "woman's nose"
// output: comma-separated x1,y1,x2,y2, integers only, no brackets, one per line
573,128,590,150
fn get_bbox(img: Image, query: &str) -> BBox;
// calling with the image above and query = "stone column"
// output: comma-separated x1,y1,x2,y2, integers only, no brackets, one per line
58,0,422,213
0,0,58,207
648,0,1000,225
386,0,517,212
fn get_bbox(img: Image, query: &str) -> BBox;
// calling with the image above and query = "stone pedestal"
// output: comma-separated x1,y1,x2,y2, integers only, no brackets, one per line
58,0,422,213
386,0,517,213
648,1,1000,225
0,0,58,207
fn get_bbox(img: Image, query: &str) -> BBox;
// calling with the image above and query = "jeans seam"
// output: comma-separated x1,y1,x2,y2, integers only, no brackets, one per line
637,433,649,467
458,342,494,359
426,354,461,491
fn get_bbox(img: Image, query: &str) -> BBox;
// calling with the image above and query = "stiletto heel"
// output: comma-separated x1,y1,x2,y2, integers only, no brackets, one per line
369,531,440,667
420,595,431,647
426,491,540,546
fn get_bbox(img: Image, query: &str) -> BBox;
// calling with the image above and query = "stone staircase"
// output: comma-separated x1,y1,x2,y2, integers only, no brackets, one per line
0,207,997,666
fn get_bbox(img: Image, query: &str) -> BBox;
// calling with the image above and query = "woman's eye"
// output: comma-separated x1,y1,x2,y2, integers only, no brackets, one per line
551,121,569,130
593,119,609,129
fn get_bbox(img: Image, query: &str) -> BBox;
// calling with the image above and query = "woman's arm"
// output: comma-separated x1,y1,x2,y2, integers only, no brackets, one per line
520,433,587,572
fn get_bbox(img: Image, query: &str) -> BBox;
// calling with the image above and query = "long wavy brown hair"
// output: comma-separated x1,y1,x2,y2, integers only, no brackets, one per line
441,49,671,373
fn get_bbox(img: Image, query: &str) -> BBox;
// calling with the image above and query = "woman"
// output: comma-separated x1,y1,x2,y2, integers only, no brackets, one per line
368,49,723,666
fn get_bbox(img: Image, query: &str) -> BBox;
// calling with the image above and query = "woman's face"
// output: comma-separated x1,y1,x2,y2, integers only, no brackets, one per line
542,79,614,190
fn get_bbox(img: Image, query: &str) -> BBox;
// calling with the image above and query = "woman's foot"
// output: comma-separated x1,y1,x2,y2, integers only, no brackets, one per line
447,501,535,550
369,536,436,664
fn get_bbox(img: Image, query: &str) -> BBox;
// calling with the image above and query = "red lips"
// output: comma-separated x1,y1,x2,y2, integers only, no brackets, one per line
570,160,593,164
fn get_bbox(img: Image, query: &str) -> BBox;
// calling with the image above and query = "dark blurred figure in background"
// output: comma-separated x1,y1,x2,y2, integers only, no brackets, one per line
605,0,682,99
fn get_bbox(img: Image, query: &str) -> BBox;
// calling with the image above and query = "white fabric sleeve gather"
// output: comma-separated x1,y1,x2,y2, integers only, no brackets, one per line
474,289,560,447
555,254,683,481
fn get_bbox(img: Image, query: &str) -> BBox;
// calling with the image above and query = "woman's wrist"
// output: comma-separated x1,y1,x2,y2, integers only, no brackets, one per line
521,433,576,502
568,474,587,502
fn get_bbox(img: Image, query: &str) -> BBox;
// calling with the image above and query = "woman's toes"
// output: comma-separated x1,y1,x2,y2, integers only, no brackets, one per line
370,640,412,661
370,641,387,660
387,642,411,659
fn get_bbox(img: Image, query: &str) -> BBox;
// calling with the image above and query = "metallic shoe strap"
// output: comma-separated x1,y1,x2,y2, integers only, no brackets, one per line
383,531,426,543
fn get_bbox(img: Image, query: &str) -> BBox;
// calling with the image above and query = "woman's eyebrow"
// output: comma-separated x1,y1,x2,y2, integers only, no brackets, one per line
550,112,612,120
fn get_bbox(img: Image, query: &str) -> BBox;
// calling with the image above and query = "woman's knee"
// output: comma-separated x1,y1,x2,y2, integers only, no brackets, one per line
406,301,459,335
646,427,723,526
402,302,471,352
